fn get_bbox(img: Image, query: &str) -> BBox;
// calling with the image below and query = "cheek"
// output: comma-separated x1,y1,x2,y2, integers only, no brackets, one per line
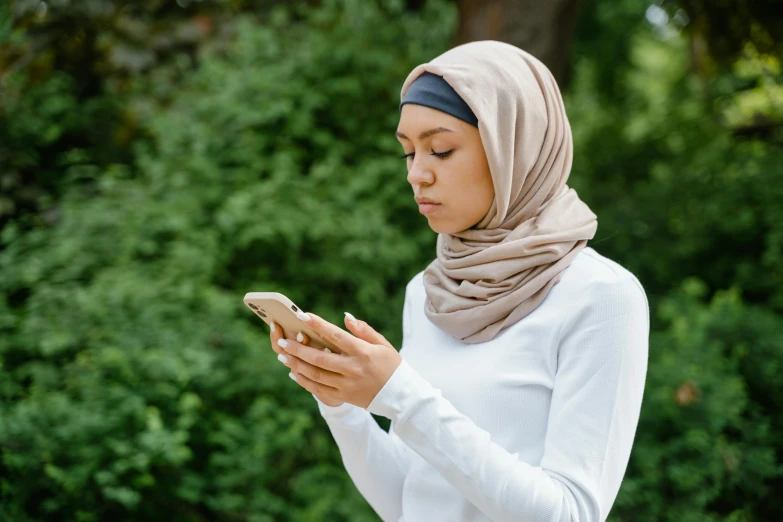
456,153,493,202
477,169,495,207
440,162,492,216
473,150,494,203
453,152,494,220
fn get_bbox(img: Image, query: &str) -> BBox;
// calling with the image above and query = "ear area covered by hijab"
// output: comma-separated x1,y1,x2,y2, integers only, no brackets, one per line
401,40,599,344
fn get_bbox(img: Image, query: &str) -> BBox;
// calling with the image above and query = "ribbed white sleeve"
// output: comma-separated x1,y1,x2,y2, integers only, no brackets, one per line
311,397,412,522
312,288,416,522
364,277,649,522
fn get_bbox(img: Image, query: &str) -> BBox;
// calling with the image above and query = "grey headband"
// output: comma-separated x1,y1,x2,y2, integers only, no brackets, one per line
399,71,479,128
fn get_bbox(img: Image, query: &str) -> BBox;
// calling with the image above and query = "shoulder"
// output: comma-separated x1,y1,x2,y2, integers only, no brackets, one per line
556,246,650,339
567,246,648,310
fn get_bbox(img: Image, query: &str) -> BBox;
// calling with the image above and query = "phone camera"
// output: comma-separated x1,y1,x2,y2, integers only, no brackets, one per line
291,305,298,312
248,303,258,310
257,310,267,318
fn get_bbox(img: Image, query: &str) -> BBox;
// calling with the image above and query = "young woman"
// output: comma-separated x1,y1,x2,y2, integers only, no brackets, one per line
270,40,649,522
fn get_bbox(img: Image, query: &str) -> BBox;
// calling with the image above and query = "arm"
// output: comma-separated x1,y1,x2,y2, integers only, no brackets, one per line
312,396,412,522
312,286,416,522
364,276,650,522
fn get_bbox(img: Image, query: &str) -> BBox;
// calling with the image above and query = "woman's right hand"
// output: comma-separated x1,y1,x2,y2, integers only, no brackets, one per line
269,321,345,407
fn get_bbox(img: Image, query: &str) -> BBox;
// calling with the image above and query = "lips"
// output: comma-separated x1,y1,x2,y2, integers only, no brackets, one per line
417,202,441,215
414,195,441,215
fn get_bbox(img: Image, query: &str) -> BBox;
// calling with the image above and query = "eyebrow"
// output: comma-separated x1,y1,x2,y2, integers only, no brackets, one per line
395,127,454,140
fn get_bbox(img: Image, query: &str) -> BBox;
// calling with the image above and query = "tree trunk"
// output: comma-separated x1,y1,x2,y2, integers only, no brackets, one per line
454,0,581,88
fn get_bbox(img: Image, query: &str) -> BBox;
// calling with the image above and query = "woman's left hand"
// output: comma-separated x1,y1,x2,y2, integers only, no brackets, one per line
277,311,402,409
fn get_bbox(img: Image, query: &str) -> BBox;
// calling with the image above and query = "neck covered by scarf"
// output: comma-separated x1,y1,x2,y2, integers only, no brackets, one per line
399,40,599,343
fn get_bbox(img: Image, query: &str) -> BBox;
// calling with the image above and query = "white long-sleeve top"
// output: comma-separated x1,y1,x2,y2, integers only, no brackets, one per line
312,246,649,522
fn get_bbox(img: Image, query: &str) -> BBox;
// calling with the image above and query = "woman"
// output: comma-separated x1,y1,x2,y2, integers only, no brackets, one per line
270,40,649,522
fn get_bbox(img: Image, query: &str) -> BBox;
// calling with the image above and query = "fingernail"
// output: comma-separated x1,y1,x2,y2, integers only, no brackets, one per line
278,353,290,365
324,347,331,353
296,332,304,343
296,310,310,322
344,312,357,323
270,321,277,332
288,372,297,382
277,338,289,349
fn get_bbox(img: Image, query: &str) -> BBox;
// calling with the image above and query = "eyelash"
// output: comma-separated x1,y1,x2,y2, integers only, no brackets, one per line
400,150,453,161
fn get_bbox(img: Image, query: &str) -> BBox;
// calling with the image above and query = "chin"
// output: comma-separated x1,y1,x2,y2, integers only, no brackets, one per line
428,218,469,235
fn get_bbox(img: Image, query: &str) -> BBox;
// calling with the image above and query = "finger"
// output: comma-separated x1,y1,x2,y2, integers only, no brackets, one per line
289,369,340,400
278,337,349,375
269,321,286,356
299,312,362,355
278,347,342,387
344,313,394,349
297,330,339,356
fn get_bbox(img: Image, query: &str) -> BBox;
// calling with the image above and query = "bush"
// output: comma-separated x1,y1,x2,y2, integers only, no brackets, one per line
566,27,783,520
0,1,456,520
611,279,783,521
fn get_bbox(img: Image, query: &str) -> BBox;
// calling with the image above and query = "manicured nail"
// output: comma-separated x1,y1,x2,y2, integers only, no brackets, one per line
295,310,310,322
296,332,304,343
288,372,297,382
277,353,289,365
344,312,357,323
324,347,331,353
270,321,277,332
277,338,289,349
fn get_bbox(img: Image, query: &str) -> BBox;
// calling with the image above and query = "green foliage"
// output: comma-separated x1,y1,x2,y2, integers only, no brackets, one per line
717,45,783,134
0,1,455,520
662,0,783,64
566,17,783,521
612,280,783,521
567,30,783,313
0,0,313,229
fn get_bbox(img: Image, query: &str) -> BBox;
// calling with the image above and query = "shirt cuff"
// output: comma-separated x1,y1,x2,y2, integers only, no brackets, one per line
312,393,364,419
365,358,431,422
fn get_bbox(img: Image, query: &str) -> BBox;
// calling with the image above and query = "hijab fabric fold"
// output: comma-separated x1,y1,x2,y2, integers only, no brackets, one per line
400,40,599,343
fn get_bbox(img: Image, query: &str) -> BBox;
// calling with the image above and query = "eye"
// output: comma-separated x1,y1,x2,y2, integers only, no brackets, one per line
399,150,453,161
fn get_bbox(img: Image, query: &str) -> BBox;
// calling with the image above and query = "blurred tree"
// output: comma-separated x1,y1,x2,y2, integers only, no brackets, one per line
0,1,456,519
663,0,783,65
0,0,313,234
566,8,783,519
453,0,581,85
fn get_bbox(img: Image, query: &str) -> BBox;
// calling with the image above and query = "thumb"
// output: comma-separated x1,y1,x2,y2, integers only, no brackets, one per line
344,312,394,349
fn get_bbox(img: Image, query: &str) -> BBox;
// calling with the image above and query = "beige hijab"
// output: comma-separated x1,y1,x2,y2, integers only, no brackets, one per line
400,40,598,343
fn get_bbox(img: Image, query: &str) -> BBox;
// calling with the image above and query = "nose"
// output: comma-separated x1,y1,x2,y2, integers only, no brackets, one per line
406,157,435,187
